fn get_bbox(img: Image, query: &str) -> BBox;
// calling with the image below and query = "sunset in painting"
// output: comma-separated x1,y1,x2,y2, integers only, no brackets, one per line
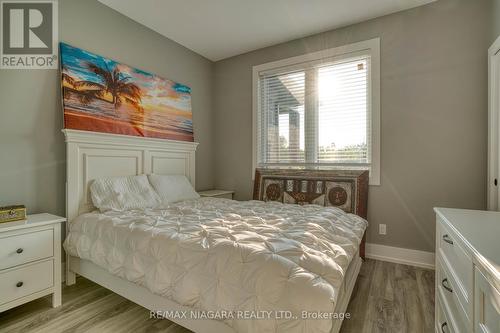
60,43,193,141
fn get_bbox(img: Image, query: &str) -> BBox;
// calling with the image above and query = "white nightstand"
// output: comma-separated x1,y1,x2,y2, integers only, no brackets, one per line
198,190,235,200
0,213,65,312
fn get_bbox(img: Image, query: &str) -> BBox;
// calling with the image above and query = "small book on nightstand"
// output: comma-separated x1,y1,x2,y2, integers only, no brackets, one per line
198,189,235,200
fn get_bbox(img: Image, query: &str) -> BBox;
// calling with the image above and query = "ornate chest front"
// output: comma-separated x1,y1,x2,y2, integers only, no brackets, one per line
253,169,369,219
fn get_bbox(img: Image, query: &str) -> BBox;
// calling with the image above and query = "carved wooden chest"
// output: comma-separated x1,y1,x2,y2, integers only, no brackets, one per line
253,169,369,218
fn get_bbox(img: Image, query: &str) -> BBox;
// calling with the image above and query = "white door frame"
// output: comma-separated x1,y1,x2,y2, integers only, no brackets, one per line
488,36,500,211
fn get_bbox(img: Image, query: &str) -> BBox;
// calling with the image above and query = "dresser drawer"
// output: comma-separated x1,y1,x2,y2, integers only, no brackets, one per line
437,218,473,309
436,255,470,331
474,267,500,333
436,293,455,333
0,259,54,306
0,229,53,270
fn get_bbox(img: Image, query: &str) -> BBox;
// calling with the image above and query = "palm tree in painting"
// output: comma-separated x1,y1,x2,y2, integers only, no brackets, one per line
62,66,101,106
75,62,143,111
62,72,76,88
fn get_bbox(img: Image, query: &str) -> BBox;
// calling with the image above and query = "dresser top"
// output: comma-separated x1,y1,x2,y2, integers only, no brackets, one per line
434,208,500,280
0,213,66,233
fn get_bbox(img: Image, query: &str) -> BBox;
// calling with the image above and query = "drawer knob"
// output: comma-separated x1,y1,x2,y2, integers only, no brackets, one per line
16,248,23,254
442,234,454,245
16,281,23,288
441,322,448,333
441,278,453,293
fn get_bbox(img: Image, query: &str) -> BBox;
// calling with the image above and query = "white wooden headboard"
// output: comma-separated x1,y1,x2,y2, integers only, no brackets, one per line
63,129,198,223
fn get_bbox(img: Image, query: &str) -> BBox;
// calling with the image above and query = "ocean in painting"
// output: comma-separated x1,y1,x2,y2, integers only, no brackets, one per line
60,43,193,141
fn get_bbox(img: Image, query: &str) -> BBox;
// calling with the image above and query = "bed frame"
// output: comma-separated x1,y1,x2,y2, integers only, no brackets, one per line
63,129,361,333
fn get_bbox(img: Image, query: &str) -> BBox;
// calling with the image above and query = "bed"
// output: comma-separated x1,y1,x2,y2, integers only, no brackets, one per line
62,129,368,333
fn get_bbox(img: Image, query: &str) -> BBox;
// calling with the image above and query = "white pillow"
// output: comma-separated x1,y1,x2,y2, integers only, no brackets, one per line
148,174,200,204
90,175,160,212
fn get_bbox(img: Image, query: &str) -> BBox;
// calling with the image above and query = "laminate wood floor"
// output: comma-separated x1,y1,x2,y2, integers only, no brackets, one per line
0,259,434,333
341,259,434,333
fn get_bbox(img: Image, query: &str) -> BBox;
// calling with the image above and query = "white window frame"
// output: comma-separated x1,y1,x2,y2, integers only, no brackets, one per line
252,38,381,185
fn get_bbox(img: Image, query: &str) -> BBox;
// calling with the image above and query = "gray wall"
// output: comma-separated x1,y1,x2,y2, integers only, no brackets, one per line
0,0,215,216
213,0,491,252
493,0,500,42
0,0,493,253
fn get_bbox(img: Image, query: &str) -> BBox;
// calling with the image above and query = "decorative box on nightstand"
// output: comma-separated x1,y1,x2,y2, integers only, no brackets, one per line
0,213,66,312
198,190,235,200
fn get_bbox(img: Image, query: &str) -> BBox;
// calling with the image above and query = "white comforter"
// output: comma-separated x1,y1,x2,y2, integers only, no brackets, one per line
64,198,367,333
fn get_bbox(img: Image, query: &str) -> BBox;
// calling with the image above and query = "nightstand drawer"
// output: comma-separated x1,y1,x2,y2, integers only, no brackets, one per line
0,260,53,306
0,229,53,270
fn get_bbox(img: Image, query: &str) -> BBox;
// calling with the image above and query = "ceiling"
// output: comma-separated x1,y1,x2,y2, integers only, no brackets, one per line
98,0,437,61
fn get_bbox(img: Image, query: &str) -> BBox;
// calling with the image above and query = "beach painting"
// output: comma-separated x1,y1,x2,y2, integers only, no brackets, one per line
60,43,194,141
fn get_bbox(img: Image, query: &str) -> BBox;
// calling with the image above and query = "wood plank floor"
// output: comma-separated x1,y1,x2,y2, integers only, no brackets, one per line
0,259,434,333
341,259,435,333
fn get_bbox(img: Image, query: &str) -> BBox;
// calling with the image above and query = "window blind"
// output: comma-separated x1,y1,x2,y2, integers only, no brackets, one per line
259,71,305,163
317,58,369,164
257,55,371,168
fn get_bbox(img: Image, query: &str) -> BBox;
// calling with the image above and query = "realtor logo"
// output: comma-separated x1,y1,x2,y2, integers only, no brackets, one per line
1,0,58,69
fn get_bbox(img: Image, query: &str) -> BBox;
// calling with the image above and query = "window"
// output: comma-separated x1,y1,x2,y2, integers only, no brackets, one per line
253,39,380,185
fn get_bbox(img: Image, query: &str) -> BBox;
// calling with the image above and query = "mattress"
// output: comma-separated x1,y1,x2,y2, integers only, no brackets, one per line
64,198,367,333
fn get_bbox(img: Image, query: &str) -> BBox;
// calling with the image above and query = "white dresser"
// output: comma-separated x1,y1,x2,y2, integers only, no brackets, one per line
434,208,499,333
0,214,66,312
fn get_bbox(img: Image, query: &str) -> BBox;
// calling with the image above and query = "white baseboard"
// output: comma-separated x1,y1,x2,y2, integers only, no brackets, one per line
366,243,435,270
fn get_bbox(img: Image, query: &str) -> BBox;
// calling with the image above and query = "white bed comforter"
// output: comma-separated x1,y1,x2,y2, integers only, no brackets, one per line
64,198,367,333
